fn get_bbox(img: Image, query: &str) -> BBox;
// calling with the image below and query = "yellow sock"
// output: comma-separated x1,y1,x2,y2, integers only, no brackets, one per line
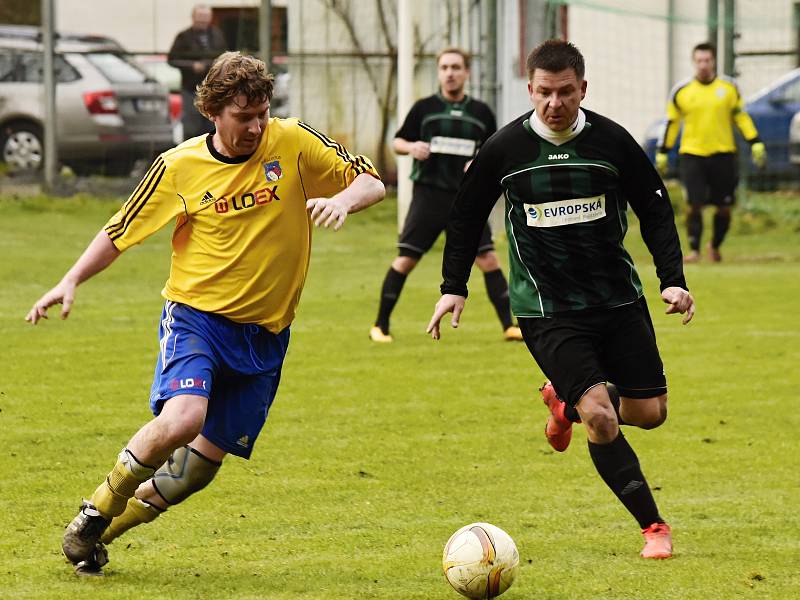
101,497,163,544
90,449,156,518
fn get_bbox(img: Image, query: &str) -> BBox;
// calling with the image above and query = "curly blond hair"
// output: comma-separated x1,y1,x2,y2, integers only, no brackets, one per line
195,51,275,118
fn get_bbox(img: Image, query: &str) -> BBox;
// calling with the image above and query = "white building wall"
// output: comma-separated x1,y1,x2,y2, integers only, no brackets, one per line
52,0,799,165
734,0,797,100
55,0,286,54
497,0,536,125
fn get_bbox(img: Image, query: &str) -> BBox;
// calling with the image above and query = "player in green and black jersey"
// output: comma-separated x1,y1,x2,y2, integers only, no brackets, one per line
427,40,696,560
370,47,522,343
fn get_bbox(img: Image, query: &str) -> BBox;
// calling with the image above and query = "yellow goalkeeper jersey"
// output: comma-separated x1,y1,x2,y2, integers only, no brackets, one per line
103,118,379,333
660,76,759,156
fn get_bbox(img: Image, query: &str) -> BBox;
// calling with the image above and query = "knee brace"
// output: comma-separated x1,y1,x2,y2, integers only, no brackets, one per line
152,445,221,505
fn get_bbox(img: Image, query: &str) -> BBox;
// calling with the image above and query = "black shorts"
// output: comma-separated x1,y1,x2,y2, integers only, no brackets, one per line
398,183,493,259
518,297,666,407
679,153,738,207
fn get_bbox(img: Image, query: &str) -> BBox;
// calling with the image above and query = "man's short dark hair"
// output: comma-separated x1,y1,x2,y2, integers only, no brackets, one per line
437,47,471,70
526,40,585,80
692,42,716,58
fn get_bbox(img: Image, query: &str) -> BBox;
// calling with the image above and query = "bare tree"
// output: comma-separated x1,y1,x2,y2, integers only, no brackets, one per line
323,0,397,176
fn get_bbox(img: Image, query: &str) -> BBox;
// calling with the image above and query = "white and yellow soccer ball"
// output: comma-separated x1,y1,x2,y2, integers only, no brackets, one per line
442,522,520,599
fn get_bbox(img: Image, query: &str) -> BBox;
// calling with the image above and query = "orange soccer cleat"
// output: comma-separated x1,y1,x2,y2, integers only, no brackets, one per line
540,381,574,452
640,522,673,559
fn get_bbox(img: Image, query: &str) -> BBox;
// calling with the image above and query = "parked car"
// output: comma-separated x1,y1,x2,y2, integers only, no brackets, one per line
642,68,800,183
131,53,183,144
788,109,800,167
0,25,174,175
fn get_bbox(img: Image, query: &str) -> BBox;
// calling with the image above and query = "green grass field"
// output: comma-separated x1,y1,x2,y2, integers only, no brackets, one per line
1,190,799,599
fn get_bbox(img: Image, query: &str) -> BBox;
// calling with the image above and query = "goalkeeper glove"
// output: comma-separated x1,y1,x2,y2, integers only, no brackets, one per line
751,142,766,168
655,152,669,175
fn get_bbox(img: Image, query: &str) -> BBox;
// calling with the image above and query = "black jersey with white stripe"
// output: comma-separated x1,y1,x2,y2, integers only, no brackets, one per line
441,108,686,317
395,94,496,192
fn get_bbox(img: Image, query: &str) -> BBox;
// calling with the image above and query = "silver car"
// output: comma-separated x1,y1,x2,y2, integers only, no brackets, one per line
0,25,173,175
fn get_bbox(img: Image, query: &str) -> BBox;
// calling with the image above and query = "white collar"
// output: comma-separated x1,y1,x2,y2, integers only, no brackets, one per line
529,109,586,146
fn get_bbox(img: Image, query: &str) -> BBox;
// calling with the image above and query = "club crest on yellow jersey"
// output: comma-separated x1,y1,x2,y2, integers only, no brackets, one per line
263,160,283,181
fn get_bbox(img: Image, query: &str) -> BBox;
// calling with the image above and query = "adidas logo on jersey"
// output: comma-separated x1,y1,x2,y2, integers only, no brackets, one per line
548,153,570,160
199,190,215,205
236,435,250,447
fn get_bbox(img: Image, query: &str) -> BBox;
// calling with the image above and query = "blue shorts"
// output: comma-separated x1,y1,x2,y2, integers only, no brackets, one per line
149,301,290,459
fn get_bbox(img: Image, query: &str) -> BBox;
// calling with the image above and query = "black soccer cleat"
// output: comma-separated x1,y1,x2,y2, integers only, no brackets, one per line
73,543,109,577
62,500,111,565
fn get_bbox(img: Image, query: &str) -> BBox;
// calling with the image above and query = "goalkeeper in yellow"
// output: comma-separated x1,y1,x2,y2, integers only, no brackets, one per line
656,42,765,262
25,52,384,576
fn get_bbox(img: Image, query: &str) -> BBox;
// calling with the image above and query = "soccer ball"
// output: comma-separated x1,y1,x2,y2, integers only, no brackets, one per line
442,522,520,599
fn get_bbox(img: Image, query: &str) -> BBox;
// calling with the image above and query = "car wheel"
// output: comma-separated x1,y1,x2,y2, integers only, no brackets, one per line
1,121,44,171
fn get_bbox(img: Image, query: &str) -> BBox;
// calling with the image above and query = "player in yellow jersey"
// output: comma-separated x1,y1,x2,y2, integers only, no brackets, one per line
25,52,384,576
656,42,766,262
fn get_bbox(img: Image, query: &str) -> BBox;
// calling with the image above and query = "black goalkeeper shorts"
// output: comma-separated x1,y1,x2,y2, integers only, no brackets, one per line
679,153,738,207
518,297,667,407
397,183,493,259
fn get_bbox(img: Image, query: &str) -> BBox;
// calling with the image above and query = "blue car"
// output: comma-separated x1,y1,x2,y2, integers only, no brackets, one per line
642,68,800,181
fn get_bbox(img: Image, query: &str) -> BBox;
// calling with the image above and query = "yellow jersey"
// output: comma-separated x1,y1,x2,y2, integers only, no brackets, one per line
660,76,760,156
103,118,379,333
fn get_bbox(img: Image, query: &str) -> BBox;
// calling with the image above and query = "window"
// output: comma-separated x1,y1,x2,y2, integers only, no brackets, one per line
83,52,148,84
0,49,79,83
776,76,800,104
0,48,13,81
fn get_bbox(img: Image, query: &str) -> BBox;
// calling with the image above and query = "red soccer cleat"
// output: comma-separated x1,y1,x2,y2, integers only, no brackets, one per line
641,522,673,559
540,381,574,452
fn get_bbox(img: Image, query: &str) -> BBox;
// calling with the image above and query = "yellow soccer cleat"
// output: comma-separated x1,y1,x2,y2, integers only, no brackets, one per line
503,326,523,341
369,325,393,343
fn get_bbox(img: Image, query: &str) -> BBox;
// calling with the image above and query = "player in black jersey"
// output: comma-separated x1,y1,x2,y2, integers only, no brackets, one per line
370,47,521,343
427,40,695,559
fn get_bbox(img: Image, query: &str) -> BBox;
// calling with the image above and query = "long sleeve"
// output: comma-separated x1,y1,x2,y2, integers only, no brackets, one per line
659,96,682,152
619,133,687,291
441,144,502,297
732,90,760,142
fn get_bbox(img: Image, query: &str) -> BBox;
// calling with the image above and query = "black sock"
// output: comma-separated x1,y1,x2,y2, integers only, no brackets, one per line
607,383,627,426
564,403,581,423
483,269,513,330
687,210,702,252
588,431,662,529
375,268,407,334
712,211,731,249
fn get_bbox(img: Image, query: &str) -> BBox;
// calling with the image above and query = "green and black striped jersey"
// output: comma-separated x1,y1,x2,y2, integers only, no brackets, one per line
395,94,496,192
441,108,687,317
